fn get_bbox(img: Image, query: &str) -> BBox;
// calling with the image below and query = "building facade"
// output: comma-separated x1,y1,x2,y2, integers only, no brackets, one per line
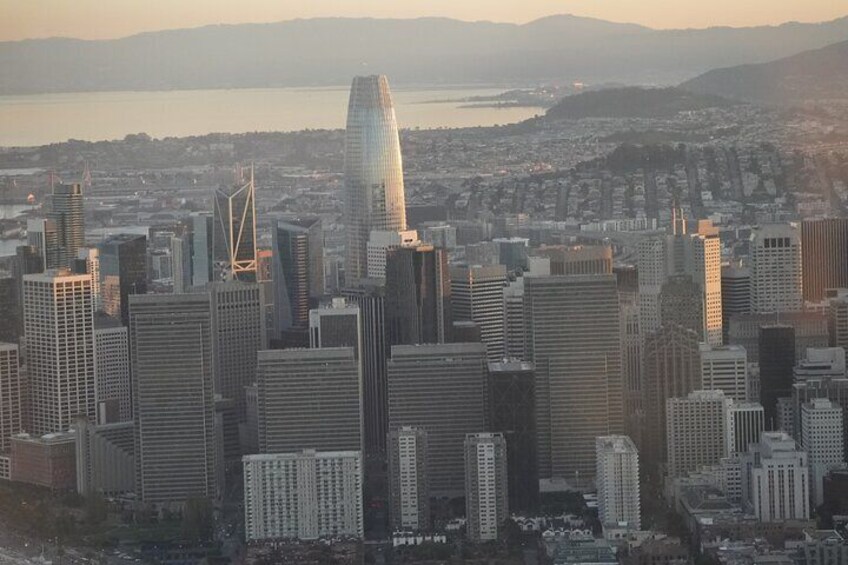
387,426,429,532
464,433,509,542
596,435,641,530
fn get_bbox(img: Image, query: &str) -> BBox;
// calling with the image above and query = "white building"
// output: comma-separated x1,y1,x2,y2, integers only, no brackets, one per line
595,435,640,530
700,344,748,402
243,450,363,541
94,323,131,423
366,230,419,282
464,433,508,542
666,390,732,478
450,264,507,362
741,432,809,522
388,426,429,532
801,398,844,506
750,224,803,314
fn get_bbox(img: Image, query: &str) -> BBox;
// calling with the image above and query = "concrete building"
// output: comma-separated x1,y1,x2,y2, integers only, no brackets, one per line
533,244,612,276
212,167,257,282
0,344,22,453
130,293,217,505
74,418,134,495
451,264,506,362
387,426,429,532
23,270,95,436
387,343,487,497
243,450,363,541
741,432,809,522
727,403,764,454
666,390,732,479
596,435,641,530
801,218,848,303
700,344,748,402
10,431,76,490
366,230,419,282
256,348,361,454
750,224,803,314
794,348,846,382
524,274,622,483
801,398,844,506
93,319,131,423
464,433,508,542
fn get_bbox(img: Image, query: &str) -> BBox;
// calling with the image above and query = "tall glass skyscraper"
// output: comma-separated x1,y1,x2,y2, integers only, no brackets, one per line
213,166,257,283
344,75,407,284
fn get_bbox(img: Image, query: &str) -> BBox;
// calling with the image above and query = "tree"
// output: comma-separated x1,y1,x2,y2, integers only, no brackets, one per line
84,492,108,525
181,497,214,542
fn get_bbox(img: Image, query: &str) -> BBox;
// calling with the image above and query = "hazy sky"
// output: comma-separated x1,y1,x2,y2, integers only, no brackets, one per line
1,0,845,41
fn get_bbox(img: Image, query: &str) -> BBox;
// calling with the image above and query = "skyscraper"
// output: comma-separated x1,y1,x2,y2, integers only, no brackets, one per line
750,224,803,314
727,402,764,454
0,343,22,453
344,75,407,283
26,218,60,270
451,264,507,362
659,274,705,339
464,433,509,542
309,298,362,356
0,277,18,345
367,230,419,282
191,213,214,288
699,344,748,402
387,426,430,532
170,235,191,294
759,324,796,428
94,317,131,423
213,167,257,283
721,265,750,342
595,435,640,530
272,218,324,332
76,248,102,311
50,183,85,267
534,244,612,276
129,293,217,504
801,398,844,506
666,390,731,479
98,234,148,326
801,218,848,303
23,270,95,436
524,274,622,483
387,343,487,497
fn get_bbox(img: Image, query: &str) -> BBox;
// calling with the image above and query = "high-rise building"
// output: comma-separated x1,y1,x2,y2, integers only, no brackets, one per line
256,348,361,454
759,324,796,428
387,426,429,532
596,435,641,530
170,235,191,294
50,183,85,267
534,245,612,276
503,276,527,361
94,318,131,423
366,230,419,282
729,311,827,361
385,244,452,346
487,361,538,513
27,218,61,270
272,218,324,332
464,433,509,542
75,248,102,311
74,418,134,496
0,344,22,453
344,75,407,283
727,402,764,454
524,274,622,483
191,213,214,288
209,281,262,420
801,398,844,506
451,264,506,362
801,218,848,303
699,344,748,402
750,224,803,314
98,234,148,326
722,265,751,342
828,290,848,350
493,237,529,272
309,298,361,356
794,347,846,382
23,270,95,436
243,450,363,541
129,293,217,504
620,293,644,447
686,223,723,346
642,324,702,467
666,390,731,479
387,343,487,497
741,432,809,522
213,167,257,282
659,274,705,339
637,236,668,337
0,276,18,345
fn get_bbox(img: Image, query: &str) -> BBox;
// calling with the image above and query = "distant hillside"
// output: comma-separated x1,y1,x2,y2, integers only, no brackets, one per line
2,14,848,94
545,87,737,119
680,39,848,104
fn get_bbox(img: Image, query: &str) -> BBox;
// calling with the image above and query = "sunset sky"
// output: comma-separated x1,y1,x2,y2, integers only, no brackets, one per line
1,0,845,41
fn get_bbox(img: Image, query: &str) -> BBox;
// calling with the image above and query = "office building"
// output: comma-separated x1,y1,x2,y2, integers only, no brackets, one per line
503,275,527,361
387,426,429,532
700,344,748,402
464,433,508,542
729,311,828,361
759,325,796,428
659,275,705,339
741,432,809,522
73,247,102,311
74,418,134,495
9,431,76,490
722,265,750,342
387,343,487,497
451,264,507,362
50,183,85,267
309,298,362,356
213,166,257,282
366,230,419,282
620,293,643,446
385,244,452,346
24,270,95,436
493,237,529,272
524,274,622,483
0,277,17,345
637,236,668,336
0,344,22,453
828,290,848,350
666,390,731,479
421,224,456,250
686,222,723,346
534,244,612,276
170,235,191,293
801,218,848,303
257,348,361,454
27,218,61,270
99,234,147,326
272,218,324,332
93,318,131,423
750,224,803,314
487,361,538,513
596,435,641,530
344,75,407,283
130,293,217,504
801,398,844,506
243,450,363,541
191,213,214,287
727,403,765,454
794,347,846,382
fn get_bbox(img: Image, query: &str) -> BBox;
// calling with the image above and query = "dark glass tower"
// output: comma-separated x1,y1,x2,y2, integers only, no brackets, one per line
272,218,324,334
759,324,796,428
98,234,148,326
213,167,256,283
50,183,85,267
